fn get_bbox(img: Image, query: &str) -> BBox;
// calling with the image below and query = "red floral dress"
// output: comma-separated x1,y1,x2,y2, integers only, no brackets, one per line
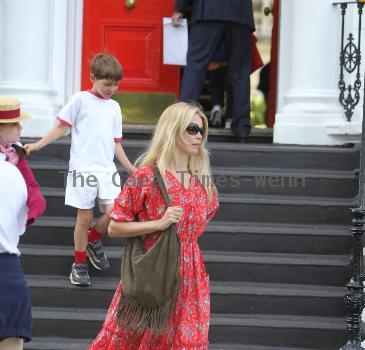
89,166,219,350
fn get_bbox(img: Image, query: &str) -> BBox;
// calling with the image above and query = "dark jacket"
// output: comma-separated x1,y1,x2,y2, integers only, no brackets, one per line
175,0,255,30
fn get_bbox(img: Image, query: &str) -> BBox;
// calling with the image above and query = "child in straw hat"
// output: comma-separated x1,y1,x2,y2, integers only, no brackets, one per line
25,53,135,287
0,97,46,226
0,160,33,349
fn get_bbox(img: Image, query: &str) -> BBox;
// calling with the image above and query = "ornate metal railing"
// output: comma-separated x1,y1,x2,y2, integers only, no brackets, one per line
334,1,364,122
334,1,365,349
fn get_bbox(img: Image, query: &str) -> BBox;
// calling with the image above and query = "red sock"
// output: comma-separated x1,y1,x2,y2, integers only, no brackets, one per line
74,250,87,264
88,226,102,243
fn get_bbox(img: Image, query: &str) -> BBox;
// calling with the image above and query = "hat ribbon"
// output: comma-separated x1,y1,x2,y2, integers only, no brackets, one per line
0,109,20,120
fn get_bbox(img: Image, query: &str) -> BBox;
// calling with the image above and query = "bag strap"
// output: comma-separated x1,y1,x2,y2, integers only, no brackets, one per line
152,166,171,207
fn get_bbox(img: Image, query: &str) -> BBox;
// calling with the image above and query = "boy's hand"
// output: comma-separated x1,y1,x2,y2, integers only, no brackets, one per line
129,166,137,174
24,143,40,155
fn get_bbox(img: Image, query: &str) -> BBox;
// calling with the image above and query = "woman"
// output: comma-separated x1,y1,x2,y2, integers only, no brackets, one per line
89,102,219,349
0,97,46,226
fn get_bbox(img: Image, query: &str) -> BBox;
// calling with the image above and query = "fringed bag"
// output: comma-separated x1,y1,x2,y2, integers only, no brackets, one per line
117,166,180,333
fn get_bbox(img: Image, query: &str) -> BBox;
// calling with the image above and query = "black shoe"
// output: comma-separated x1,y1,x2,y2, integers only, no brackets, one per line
233,135,249,143
231,124,250,143
87,239,110,270
70,263,90,286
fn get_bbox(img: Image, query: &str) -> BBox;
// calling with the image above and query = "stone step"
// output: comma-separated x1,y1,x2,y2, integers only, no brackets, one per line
23,337,328,350
29,307,346,349
24,138,359,171
24,338,91,350
27,275,346,317
29,161,358,198
19,245,350,286
213,344,324,350
40,188,355,225
210,313,346,349
24,217,352,255
120,124,273,143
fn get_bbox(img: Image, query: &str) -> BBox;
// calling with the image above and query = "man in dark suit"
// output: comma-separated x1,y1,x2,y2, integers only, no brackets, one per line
172,0,255,142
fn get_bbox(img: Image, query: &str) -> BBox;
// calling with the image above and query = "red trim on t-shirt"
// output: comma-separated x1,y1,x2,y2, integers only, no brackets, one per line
114,137,122,142
56,116,72,127
87,89,107,100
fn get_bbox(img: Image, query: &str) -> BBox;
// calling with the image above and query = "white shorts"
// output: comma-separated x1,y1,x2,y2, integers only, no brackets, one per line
65,170,121,212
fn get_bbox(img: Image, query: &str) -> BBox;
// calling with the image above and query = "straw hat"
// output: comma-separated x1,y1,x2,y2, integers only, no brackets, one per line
0,97,31,123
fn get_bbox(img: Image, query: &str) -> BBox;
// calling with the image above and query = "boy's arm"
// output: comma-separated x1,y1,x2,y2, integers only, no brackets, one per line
24,123,69,154
115,142,135,174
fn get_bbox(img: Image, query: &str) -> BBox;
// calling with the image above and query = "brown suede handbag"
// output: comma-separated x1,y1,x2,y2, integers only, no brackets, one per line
117,166,180,333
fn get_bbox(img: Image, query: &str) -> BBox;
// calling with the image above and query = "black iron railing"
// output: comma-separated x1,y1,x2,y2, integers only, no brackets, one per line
334,1,364,122
334,2,365,349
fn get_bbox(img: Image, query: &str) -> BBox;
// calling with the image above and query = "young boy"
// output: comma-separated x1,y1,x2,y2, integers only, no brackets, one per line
25,53,135,287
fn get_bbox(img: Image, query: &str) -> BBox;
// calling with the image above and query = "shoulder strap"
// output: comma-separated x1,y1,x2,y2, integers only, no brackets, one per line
152,166,171,207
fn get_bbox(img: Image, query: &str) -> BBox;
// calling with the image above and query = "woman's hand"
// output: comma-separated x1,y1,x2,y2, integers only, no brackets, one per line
158,206,183,230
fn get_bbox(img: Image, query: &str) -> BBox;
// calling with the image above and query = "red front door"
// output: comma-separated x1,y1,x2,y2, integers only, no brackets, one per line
82,0,180,95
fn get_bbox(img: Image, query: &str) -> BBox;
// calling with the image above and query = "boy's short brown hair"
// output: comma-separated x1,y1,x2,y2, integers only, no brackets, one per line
90,53,123,81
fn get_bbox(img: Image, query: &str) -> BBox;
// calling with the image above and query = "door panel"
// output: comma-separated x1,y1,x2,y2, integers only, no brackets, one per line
104,23,160,88
82,0,179,95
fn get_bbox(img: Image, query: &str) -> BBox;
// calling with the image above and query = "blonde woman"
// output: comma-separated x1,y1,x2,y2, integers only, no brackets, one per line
89,102,219,349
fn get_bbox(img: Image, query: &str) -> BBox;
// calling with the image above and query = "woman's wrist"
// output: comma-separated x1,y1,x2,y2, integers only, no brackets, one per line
153,219,164,231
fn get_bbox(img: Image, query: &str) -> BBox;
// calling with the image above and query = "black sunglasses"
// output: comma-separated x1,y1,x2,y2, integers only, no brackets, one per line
186,123,205,136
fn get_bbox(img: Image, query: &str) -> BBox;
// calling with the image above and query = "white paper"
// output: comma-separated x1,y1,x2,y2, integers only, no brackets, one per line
163,17,188,66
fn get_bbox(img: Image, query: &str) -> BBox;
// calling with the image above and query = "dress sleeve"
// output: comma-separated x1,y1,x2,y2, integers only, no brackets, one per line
56,93,80,127
206,188,219,223
110,169,151,222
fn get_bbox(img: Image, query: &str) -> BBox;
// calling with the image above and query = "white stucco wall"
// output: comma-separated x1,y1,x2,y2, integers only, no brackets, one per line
274,0,364,145
0,0,83,137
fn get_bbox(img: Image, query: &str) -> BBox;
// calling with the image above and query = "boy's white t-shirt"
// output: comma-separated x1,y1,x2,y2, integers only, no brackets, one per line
57,91,123,172
0,160,27,257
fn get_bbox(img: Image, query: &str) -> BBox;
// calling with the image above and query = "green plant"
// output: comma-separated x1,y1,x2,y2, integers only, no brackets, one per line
250,94,267,127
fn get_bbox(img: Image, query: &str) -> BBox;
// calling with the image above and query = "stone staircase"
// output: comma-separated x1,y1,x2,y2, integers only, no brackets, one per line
21,131,359,349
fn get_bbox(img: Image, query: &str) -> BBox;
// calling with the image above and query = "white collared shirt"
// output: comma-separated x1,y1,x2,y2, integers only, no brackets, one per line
0,160,27,256
57,91,123,172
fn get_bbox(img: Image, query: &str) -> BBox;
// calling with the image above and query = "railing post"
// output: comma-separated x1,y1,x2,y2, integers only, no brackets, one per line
333,1,365,349
342,208,365,349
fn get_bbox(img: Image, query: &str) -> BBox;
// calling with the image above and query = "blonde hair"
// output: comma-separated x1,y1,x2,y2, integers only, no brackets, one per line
135,102,215,201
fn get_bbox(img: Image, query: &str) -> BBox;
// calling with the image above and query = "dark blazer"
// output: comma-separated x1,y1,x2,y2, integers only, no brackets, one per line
175,0,255,30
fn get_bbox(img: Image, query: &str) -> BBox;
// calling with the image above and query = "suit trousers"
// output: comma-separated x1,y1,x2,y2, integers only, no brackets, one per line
180,21,252,137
